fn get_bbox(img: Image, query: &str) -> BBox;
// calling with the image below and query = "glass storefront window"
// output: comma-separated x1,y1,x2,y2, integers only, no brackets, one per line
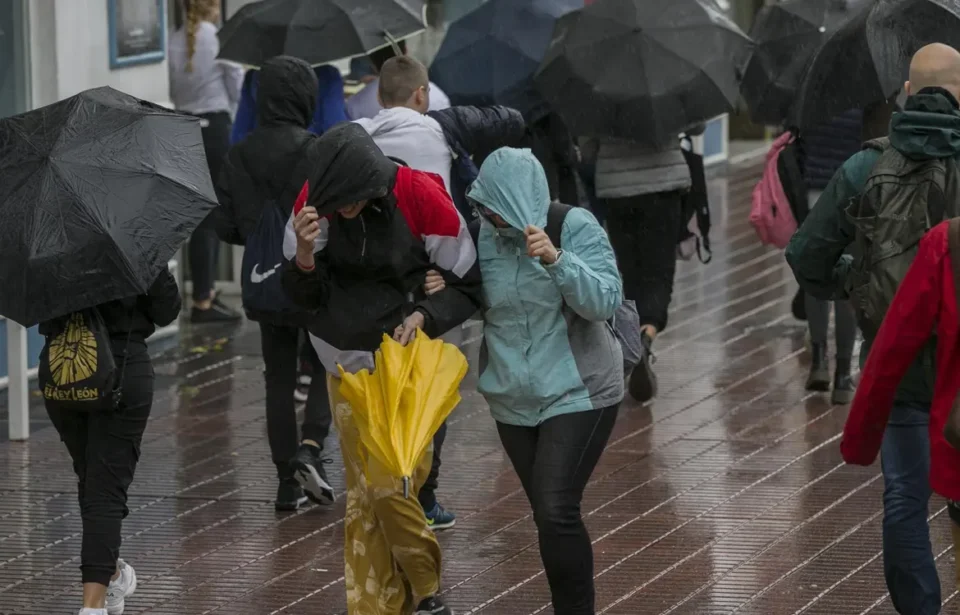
0,0,29,119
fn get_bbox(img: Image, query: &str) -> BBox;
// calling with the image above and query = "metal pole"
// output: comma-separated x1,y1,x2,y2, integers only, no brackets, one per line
6,319,29,441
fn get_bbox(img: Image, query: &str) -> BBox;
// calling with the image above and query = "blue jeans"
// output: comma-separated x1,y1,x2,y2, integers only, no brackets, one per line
881,402,940,614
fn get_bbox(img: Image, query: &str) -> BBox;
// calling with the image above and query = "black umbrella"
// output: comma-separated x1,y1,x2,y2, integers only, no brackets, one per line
534,0,753,145
741,0,855,125
429,0,582,120
0,87,218,327
218,0,425,68
791,0,960,130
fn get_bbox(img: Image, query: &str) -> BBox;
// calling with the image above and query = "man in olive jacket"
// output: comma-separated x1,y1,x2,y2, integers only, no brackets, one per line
785,43,960,615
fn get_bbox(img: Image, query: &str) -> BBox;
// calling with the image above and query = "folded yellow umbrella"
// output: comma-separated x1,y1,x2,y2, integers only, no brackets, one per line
337,329,468,497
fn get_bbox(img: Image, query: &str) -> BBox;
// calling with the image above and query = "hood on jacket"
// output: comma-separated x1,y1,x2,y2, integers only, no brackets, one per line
355,106,445,141
257,56,318,128
467,147,550,231
890,88,960,161
304,122,399,214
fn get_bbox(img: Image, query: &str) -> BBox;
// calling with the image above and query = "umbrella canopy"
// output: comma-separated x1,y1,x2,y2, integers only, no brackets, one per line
218,0,425,68
534,0,754,145
429,0,581,119
791,0,960,130
741,0,854,125
338,331,468,497
0,87,218,326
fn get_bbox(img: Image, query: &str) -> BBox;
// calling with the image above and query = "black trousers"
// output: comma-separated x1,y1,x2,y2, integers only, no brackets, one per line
605,191,685,333
46,342,154,587
189,111,232,301
497,406,619,615
417,422,447,512
259,323,332,479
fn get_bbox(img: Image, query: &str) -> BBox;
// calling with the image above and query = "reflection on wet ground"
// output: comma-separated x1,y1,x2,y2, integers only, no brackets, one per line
0,160,954,614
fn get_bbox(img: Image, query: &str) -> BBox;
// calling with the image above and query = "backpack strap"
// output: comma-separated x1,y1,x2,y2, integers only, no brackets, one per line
545,202,573,249
862,137,890,152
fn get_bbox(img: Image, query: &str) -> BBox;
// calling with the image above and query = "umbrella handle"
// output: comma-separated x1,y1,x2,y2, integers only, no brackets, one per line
403,476,410,499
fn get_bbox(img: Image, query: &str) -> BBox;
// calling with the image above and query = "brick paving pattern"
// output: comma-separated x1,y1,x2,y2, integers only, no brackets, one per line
0,160,956,614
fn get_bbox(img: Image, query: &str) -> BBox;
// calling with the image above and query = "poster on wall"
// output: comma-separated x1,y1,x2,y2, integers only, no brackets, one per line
108,0,166,68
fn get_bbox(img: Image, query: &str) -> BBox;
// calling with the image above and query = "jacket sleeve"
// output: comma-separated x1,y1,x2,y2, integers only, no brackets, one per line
429,106,530,160
785,149,877,300
408,173,483,336
281,256,333,310
140,267,182,327
212,151,249,246
841,223,947,466
230,71,257,146
544,208,623,321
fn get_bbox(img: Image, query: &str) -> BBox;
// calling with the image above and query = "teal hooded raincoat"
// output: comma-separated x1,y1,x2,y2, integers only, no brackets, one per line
467,148,624,426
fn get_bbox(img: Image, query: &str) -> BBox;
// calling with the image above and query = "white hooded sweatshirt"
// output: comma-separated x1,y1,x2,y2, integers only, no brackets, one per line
354,107,454,198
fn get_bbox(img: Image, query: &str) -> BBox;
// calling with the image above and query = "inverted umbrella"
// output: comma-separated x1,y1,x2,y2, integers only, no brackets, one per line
534,0,754,145
218,0,425,68
429,0,582,120
338,330,468,498
741,0,855,125
791,0,960,130
0,86,218,326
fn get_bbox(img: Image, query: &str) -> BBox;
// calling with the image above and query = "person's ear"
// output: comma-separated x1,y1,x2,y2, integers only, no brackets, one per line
904,80,911,97
377,90,384,107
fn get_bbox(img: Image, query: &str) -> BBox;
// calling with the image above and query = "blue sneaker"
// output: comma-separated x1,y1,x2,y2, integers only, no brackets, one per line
425,502,456,531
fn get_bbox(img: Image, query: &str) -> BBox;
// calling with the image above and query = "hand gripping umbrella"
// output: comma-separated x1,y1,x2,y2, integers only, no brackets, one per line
0,87,218,326
217,0,425,68
429,0,582,120
338,330,468,498
534,0,753,145
791,0,960,131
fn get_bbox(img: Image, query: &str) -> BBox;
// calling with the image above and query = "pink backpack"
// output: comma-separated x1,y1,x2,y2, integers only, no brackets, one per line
751,132,799,249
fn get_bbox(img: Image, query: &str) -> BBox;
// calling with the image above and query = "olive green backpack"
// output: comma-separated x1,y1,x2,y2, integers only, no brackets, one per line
846,138,960,338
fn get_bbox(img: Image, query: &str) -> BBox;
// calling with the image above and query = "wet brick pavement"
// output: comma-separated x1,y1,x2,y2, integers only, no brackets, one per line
0,159,956,614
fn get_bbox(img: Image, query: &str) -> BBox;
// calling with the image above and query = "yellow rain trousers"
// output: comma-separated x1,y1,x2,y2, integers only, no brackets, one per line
328,373,442,615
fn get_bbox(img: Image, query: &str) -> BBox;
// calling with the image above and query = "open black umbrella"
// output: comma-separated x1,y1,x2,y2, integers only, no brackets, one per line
0,87,218,326
792,0,960,130
218,0,425,68
741,0,855,125
429,0,581,120
534,0,753,145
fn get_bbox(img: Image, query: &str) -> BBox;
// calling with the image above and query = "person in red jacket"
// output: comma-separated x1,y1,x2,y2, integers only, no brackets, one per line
843,218,960,589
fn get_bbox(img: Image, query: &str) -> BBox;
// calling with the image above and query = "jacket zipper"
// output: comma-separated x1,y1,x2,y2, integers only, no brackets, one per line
359,215,367,260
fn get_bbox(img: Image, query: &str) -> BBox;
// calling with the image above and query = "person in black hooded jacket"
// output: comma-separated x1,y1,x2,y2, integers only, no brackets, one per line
213,55,334,512
282,122,480,615
40,269,180,614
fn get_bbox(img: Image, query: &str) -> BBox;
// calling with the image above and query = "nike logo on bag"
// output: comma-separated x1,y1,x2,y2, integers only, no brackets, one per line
250,263,280,284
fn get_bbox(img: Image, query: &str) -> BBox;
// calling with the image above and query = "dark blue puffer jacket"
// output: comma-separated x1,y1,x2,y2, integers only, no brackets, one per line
800,109,863,191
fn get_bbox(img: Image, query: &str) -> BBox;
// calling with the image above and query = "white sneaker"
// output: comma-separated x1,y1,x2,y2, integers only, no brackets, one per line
79,609,108,615
105,559,137,615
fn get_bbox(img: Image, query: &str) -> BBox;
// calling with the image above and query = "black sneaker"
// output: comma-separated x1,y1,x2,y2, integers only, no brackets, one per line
628,331,658,403
831,359,855,405
415,597,453,615
190,302,242,323
292,444,334,505
275,478,308,511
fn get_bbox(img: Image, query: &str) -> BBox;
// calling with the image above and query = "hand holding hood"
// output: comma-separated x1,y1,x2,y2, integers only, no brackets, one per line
303,122,400,214
257,56,318,128
467,147,551,231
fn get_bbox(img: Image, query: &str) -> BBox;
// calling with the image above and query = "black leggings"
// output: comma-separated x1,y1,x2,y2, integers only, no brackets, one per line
46,343,153,587
189,111,232,301
605,191,685,333
497,406,618,615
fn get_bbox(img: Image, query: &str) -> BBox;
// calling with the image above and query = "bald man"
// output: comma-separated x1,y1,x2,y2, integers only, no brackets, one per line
786,42,960,615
